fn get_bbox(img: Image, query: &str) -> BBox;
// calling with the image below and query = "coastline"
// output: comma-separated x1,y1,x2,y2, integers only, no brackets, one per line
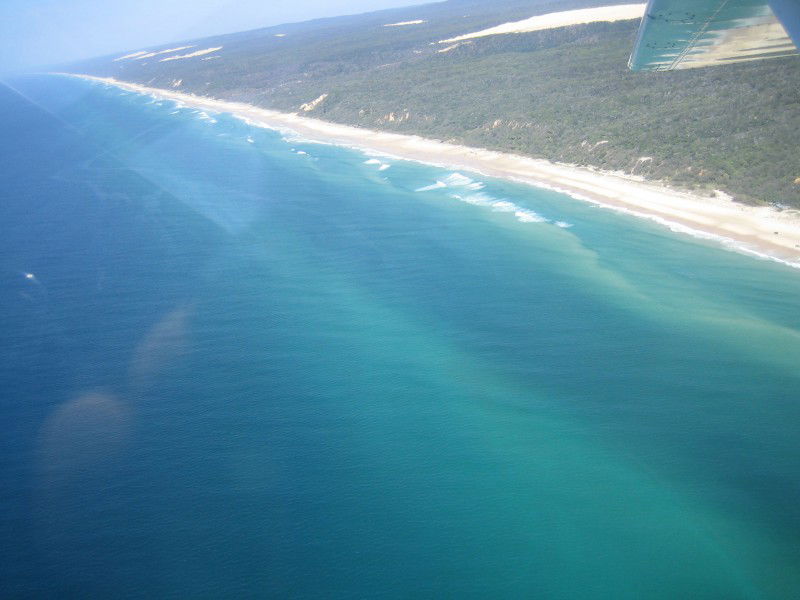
66,74,800,269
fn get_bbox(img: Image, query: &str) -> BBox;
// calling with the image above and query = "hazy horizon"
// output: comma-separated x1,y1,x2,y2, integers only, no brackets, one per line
0,0,432,72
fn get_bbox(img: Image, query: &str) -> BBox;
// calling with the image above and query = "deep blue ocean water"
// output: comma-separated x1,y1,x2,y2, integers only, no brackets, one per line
1,75,799,598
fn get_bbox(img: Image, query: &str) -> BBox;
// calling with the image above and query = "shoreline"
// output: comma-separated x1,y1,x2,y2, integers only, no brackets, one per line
65,74,800,269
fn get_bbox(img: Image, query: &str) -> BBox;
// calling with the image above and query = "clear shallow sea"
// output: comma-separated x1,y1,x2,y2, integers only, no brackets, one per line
1,75,799,598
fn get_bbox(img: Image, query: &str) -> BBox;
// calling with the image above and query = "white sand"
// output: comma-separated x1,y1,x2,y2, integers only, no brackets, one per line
440,4,646,44
384,20,426,27
438,41,472,53
160,47,222,62
299,93,328,112
133,46,196,60
113,51,148,62
64,74,800,269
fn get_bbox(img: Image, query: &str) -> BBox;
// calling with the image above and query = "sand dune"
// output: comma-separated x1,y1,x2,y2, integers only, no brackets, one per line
384,20,426,27
439,4,646,44
160,47,222,62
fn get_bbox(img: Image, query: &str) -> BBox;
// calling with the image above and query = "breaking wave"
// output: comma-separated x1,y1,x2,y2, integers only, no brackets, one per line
447,193,548,224
442,172,484,190
365,158,392,171
415,181,447,192
415,173,554,225
196,111,217,123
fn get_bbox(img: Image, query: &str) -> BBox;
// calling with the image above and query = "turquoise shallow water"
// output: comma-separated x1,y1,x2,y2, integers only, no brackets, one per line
1,75,799,598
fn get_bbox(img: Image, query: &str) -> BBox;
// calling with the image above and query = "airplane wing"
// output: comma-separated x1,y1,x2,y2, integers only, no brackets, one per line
629,0,800,71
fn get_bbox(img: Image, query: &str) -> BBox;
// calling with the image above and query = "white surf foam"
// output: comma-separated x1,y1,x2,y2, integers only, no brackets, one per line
444,172,475,187
364,158,392,171
515,209,548,223
280,132,338,147
447,192,549,224
449,193,483,206
545,190,800,270
490,200,517,212
416,181,447,192
197,111,217,123
419,174,554,225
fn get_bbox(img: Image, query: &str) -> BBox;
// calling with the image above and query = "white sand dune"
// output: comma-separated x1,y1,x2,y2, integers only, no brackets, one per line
299,93,328,112
438,41,472,53
161,47,222,62
114,46,198,62
64,74,800,269
440,4,646,44
384,20,426,27
133,46,196,60
113,51,148,62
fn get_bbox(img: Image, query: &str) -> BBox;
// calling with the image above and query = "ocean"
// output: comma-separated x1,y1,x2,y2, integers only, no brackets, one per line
2,74,799,598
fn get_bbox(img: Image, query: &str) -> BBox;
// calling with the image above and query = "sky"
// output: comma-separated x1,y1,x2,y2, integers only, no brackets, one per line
0,0,432,72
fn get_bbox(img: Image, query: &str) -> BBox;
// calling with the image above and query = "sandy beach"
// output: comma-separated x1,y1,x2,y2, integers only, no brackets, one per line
67,74,800,269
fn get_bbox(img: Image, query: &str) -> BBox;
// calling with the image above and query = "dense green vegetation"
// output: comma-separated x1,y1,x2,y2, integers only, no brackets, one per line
65,0,800,207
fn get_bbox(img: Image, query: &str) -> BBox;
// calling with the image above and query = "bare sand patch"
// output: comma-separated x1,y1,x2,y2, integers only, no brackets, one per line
384,20,426,27
161,47,222,62
439,4,645,44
